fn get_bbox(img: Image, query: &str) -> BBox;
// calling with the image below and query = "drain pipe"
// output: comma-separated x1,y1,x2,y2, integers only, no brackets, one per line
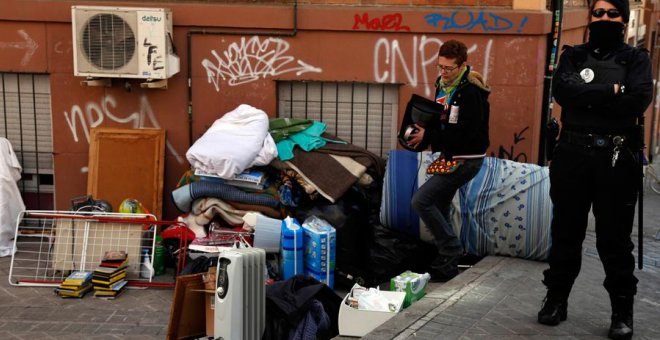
185,1,299,147
538,0,563,165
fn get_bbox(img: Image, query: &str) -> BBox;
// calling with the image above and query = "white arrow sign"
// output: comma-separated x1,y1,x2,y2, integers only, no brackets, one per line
0,30,39,66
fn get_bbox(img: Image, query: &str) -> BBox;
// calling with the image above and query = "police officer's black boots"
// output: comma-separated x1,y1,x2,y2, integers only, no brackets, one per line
608,295,633,340
537,291,568,326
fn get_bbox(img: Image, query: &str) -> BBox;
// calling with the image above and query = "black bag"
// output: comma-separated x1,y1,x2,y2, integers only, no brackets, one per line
397,94,443,152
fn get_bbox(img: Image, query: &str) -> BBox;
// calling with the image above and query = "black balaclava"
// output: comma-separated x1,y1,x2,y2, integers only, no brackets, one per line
587,20,625,52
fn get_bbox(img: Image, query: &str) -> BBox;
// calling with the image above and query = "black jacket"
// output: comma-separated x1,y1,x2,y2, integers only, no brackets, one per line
552,42,653,134
422,66,491,159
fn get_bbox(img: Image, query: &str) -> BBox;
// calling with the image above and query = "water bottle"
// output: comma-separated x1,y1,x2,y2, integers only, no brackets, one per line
140,248,154,279
280,217,303,280
153,235,165,276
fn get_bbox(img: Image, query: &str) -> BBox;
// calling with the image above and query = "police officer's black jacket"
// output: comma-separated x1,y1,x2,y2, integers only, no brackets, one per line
552,41,653,135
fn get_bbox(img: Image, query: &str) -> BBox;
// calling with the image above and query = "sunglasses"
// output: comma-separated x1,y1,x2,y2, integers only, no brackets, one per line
591,8,621,19
437,64,459,72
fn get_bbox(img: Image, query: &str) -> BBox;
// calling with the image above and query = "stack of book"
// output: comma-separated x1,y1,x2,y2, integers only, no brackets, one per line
92,250,129,299
55,271,93,298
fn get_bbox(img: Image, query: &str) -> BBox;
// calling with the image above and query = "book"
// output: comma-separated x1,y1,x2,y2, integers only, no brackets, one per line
195,168,268,190
94,279,127,292
99,250,129,268
92,272,127,287
55,282,93,298
92,270,127,283
93,265,128,277
94,287,126,300
225,169,268,190
102,250,128,261
231,169,267,184
62,271,93,286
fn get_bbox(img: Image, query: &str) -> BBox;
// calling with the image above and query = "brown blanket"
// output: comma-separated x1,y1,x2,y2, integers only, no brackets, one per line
285,136,385,203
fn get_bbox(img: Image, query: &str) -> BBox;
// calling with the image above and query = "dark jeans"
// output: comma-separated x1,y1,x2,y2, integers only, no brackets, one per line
543,141,639,298
411,158,483,255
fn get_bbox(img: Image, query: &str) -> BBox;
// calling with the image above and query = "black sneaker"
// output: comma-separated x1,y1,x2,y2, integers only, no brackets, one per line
538,297,567,326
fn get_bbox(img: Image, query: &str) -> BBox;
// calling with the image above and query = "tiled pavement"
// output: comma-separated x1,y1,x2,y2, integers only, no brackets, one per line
362,180,660,339
0,259,173,339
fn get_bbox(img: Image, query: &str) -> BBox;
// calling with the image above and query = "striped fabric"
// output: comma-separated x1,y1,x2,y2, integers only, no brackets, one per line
380,150,551,261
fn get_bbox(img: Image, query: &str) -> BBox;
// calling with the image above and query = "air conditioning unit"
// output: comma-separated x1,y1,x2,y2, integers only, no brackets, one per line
72,6,180,80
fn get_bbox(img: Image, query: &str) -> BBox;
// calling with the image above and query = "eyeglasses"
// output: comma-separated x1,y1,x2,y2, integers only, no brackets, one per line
437,64,459,72
591,8,621,19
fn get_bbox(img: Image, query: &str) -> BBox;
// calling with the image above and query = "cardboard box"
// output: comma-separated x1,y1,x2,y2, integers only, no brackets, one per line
338,288,406,337
304,267,334,289
302,217,336,273
203,267,217,337
390,271,430,308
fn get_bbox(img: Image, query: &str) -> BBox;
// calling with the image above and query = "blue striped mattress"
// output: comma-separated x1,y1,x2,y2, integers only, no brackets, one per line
380,150,551,261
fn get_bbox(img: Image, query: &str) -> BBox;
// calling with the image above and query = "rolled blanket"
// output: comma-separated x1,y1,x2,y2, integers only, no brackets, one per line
172,180,279,212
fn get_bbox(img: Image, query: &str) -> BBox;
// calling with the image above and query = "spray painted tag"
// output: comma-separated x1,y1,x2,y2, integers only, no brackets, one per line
448,105,459,124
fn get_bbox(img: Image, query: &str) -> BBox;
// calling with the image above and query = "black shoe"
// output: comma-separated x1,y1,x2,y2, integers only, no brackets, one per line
429,254,460,282
608,296,633,340
537,297,567,326
429,265,459,282
438,246,464,257
608,317,633,340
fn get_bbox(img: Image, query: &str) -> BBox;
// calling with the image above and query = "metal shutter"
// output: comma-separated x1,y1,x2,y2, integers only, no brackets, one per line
0,73,53,193
277,81,398,158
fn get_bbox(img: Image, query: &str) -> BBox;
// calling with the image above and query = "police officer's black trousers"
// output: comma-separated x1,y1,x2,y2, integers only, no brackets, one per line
543,141,639,298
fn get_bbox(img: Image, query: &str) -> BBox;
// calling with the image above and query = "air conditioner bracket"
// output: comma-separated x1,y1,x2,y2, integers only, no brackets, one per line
80,78,112,87
140,79,168,89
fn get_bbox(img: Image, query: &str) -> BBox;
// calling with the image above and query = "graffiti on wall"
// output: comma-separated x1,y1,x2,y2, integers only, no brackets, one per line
0,30,38,66
425,11,528,33
63,95,184,164
54,41,72,55
201,36,322,90
373,35,492,97
143,38,164,71
491,126,529,162
353,13,410,32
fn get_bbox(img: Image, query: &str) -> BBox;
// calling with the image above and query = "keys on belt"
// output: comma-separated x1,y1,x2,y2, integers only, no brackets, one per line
561,131,627,149
611,136,624,167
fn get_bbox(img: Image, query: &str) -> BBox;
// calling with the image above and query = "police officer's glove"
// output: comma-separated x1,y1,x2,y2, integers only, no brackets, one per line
559,72,585,85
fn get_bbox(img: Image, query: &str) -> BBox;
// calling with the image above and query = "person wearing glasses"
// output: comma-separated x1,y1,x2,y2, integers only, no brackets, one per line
406,39,490,281
538,1,652,339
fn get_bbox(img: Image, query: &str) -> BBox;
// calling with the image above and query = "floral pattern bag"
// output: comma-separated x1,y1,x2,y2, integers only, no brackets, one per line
426,157,464,175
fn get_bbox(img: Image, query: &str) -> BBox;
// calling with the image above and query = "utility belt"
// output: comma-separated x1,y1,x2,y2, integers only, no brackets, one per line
560,130,634,149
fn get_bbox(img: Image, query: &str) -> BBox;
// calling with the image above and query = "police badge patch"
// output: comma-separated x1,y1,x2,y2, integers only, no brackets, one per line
580,68,594,83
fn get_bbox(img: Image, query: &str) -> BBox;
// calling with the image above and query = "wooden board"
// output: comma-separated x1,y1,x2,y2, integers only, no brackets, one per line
167,273,207,340
87,128,165,218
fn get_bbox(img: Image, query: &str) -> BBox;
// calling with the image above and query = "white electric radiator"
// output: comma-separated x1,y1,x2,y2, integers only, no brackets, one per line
214,248,266,340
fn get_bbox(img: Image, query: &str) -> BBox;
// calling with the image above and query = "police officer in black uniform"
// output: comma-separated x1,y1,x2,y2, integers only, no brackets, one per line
537,1,652,339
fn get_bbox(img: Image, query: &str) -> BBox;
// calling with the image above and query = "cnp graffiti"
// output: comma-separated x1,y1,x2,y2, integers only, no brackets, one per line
201,36,322,90
63,95,184,164
425,11,528,33
491,126,529,162
373,35,492,97
353,13,410,32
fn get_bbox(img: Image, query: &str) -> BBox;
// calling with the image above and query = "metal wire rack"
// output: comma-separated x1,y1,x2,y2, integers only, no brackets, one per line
8,210,172,287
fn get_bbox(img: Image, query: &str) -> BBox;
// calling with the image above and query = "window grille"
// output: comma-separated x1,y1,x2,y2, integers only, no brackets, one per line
277,81,399,158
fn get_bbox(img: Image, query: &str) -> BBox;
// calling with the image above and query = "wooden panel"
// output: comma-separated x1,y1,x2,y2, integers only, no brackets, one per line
87,128,165,219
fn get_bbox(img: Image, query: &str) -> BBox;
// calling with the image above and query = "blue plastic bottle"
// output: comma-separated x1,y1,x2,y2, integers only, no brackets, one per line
280,217,303,280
